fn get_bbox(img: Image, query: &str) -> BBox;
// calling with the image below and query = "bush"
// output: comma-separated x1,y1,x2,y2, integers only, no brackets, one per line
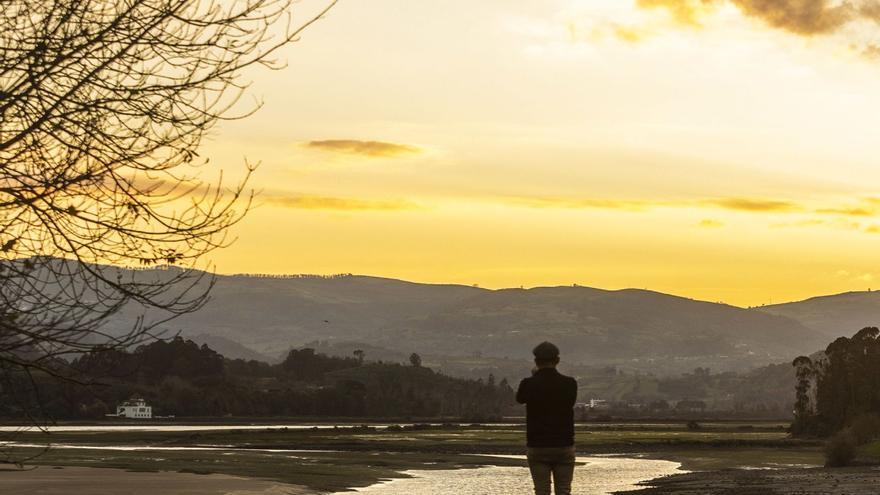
686,420,701,430
849,414,880,445
825,429,858,467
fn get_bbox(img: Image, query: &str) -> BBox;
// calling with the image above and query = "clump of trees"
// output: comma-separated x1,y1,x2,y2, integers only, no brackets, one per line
792,327,880,436
791,327,880,466
0,338,515,421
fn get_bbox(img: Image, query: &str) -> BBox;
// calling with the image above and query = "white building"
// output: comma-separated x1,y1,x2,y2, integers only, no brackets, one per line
115,398,152,419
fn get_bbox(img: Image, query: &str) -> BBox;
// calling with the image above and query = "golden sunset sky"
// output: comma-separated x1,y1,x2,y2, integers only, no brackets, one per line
198,0,880,307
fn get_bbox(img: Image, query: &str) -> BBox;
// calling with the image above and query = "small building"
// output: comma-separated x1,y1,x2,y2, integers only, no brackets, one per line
114,398,152,419
588,399,610,410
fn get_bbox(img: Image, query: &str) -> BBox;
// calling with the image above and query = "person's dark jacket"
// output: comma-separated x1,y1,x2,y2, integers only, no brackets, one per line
516,368,577,447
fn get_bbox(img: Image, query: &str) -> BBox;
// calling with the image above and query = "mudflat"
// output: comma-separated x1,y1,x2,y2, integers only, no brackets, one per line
0,466,315,495
616,466,880,495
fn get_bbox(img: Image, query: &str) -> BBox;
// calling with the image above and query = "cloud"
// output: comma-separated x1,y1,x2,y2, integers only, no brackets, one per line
816,206,877,216
506,195,880,223
732,0,853,36
507,195,880,218
636,0,716,26
816,197,880,217
702,197,802,212
264,193,419,211
862,43,880,58
614,24,651,42
698,218,725,227
637,0,877,37
773,217,876,233
506,195,804,213
304,140,422,158
506,197,654,211
577,21,656,44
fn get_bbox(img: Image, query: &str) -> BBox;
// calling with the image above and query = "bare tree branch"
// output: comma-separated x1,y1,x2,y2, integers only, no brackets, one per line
0,0,337,454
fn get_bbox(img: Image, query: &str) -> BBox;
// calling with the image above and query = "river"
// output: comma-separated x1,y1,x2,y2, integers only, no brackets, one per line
344,456,681,495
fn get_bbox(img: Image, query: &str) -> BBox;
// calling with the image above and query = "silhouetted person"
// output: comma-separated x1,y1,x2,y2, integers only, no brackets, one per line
516,341,578,495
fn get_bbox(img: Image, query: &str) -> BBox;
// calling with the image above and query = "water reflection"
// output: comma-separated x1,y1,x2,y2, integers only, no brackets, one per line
346,456,681,495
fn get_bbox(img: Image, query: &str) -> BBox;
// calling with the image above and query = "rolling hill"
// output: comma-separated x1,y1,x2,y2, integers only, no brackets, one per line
101,271,828,374
758,290,880,339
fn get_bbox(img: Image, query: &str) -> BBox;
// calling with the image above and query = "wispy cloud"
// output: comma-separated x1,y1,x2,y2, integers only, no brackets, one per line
263,193,419,211
506,195,805,213
506,197,654,211
816,206,877,216
816,197,880,216
772,217,880,234
636,0,715,26
702,197,802,213
506,195,880,220
698,218,725,228
304,139,422,158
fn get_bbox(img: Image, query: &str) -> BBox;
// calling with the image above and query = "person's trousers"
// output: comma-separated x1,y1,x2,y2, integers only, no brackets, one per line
527,446,576,495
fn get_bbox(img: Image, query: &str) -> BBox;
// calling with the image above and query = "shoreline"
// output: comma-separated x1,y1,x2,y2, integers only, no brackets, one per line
614,466,880,495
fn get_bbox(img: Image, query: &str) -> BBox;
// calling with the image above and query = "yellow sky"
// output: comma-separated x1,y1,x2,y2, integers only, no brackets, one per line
196,0,880,307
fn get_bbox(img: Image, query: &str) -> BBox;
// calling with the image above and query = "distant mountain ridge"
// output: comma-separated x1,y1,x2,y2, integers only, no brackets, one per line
757,290,880,338
95,269,834,374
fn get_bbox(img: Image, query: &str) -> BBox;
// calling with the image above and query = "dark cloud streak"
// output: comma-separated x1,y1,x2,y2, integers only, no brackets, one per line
305,139,422,158
702,197,802,212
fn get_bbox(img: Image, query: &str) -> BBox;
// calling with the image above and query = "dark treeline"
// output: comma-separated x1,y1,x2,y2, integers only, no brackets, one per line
792,327,880,436
791,327,880,466
0,338,514,421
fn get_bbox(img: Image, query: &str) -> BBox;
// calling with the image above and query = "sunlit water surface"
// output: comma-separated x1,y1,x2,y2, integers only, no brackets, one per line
0,423,514,433
344,456,681,495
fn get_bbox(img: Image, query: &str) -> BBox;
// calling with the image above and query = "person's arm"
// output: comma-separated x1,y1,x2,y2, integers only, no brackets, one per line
565,378,578,408
516,378,530,404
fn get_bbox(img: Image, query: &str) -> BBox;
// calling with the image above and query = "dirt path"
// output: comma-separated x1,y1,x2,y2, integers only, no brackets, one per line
0,466,317,495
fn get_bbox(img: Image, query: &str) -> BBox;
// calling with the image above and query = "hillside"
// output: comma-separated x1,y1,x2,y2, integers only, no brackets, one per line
161,274,484,357
100,271,828,375
758,291,880,338
361,286,825,372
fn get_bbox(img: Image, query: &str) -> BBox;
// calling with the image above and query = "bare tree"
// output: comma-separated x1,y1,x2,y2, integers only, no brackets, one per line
0,0,336,442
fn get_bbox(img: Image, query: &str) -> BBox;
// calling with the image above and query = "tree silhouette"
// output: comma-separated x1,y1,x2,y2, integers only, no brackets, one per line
792,327,880,437
0,0,336,432
409,352,422,368
792,355,817,434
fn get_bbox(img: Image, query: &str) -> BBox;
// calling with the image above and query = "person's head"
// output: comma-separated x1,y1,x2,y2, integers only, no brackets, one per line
532,341,560,368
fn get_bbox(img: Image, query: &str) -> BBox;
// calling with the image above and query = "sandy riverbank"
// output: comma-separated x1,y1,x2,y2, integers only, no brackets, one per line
0,466,316,495
615,466,880,494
